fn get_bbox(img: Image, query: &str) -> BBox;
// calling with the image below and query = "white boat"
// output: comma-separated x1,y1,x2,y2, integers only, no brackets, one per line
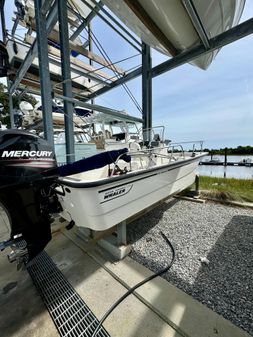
22,100,145,160
51,117,143,163
5,38,109,96
57,143,205,231
51,129,97,164
101,0,245,69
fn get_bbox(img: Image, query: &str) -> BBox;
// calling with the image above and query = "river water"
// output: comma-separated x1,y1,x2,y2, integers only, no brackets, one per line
197,155,253,179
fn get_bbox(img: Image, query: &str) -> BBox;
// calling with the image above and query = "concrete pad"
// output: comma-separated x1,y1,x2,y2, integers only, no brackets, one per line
46,232,182,337
0,247,59,337
83,244,251,337
63,228,251,337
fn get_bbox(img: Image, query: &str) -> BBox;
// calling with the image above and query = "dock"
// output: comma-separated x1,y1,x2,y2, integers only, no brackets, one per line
199,161,253,166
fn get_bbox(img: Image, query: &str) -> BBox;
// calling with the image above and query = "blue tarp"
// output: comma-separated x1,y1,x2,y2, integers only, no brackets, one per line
58,148,131,177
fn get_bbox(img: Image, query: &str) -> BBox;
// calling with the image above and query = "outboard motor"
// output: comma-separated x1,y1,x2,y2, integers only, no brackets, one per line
0,130,61,266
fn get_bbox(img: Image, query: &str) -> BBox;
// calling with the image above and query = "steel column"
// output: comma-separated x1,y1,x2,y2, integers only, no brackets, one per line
70,1,103,41
142,43,152,141
0,0,7,42
9,0,57,94
86,67,142,101
7,80,14,128
58,0,75,163
88,23,95,108
34,0,54,147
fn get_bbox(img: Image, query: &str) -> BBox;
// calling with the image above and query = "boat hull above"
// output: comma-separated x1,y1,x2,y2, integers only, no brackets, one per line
102,0,245,69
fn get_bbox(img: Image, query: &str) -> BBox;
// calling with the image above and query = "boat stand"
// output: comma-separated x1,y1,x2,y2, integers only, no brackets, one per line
71,220,132,260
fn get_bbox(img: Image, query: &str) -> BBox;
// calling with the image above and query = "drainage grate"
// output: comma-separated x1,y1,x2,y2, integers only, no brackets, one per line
27,251,110,337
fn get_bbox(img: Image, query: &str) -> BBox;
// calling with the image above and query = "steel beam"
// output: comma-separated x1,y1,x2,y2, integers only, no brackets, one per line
182,0,210,49
0,0,6,43
81,0,142,52
89,0,142,47
70,1,103,41
58,0,75,163
9,0,57,94
34,0,54,147
86,67,142,101
55,94,143,123
151,18,253,78
142,43,152,141
47,56,109,86
86,18,253,102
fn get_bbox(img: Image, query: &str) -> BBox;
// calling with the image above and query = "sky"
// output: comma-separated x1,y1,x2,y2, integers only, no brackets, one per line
1,1,253,150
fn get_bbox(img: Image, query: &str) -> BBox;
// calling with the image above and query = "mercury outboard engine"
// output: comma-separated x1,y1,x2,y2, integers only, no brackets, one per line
0,130,61,267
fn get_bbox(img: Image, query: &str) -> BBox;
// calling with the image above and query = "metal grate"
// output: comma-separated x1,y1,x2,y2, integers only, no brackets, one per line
27,251,110,337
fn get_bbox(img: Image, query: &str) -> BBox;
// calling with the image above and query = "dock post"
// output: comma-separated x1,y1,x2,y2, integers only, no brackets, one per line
224,147,228,166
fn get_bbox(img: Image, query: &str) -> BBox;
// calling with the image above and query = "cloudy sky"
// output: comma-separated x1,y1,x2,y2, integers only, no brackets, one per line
1,1,253,149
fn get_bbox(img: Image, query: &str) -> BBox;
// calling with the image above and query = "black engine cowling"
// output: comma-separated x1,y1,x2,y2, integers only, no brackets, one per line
0,129,60,262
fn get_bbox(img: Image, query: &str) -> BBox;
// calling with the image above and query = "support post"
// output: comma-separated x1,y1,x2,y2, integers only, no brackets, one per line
117,221,127,246
195,174,199,196
88,23,95,108
34,0,54,147
142,43,152,141
0,0,7,42
8,80,14,128
1,1,14,129
57,0,75,163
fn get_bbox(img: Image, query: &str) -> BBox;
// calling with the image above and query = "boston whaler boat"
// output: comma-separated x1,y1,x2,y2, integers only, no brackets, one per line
0,129,203,265
57,139,206,231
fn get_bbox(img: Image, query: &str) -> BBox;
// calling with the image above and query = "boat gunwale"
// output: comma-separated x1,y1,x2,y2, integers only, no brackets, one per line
58,152,206,188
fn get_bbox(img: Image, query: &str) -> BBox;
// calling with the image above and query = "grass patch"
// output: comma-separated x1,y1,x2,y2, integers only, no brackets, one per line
193,176,253,203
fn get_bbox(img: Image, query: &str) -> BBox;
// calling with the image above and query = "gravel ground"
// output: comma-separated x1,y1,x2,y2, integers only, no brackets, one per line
127,198,253,335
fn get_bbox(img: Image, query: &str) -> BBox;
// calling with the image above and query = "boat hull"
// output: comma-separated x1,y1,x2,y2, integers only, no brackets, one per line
102,0,245,69
58,157,200,231
6,40,104,94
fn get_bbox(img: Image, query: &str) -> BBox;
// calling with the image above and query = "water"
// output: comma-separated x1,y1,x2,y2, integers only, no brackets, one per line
197,155,253,179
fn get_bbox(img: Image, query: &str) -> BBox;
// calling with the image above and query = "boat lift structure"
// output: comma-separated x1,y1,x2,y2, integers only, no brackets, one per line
1,0,253,163
0,0,253,256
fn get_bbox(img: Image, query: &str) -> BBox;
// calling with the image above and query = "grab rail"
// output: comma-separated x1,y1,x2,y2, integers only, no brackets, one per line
110,140,204,176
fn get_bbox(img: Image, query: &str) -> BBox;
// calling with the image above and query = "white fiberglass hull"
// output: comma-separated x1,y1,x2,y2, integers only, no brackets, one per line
58,155,203,231
6,40,104,94
102,0,245,69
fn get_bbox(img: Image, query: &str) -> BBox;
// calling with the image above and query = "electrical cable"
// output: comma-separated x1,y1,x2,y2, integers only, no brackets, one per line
91,231,175,337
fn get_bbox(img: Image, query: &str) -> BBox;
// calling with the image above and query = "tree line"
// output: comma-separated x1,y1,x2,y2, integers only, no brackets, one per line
203,146,253,155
